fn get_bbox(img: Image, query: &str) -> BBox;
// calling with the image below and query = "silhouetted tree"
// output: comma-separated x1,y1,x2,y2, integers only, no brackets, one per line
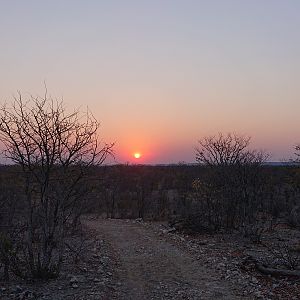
0,91,113,278
196,133,265,166
191,133,268,232
295,145,300,162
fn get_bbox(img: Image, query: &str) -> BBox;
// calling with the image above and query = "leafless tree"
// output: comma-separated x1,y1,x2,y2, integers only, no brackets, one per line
191,133,269,232
295,145,300,162
196,133,266,166
0,91,113,278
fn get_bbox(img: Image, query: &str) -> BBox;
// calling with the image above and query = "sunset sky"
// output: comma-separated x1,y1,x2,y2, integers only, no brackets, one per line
0,1,299,164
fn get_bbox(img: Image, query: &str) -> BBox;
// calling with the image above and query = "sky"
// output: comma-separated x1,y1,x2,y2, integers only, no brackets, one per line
0,0,299,164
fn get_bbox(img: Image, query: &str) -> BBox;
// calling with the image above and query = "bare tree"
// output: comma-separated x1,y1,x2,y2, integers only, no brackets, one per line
0,91,113,278
191,133,269,232
196,133,266,166
295,145,300,162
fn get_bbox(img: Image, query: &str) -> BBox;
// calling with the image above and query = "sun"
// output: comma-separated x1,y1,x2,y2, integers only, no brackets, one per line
134,152,141,159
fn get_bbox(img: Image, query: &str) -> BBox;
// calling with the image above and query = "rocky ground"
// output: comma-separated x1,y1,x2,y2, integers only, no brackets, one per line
1,217,300,299
150,220,300,300
86,218,245,299
0,225,119,300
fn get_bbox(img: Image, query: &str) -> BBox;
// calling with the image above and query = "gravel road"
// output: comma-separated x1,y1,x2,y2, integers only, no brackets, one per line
86,219,250,300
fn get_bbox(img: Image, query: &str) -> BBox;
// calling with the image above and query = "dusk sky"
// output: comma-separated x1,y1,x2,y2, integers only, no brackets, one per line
0,1,299,164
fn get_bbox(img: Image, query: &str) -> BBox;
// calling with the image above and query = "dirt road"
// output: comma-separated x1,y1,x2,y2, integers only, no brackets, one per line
86,219,249,300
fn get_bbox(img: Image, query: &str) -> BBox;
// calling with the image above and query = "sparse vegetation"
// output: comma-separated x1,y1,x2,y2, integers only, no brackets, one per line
0,97,300,298
0,92,113,279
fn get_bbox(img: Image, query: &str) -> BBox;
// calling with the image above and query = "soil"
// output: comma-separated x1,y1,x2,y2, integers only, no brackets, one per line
86,218,247,299
1,217,300,299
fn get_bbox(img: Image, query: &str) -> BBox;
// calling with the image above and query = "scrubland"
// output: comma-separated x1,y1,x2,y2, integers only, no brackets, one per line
1,163,300,299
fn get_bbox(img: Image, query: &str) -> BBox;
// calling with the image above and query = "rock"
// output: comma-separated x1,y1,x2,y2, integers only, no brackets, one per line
20,290,36,299
254,290,263,298
69,275,85,284
251,277,258,284
70,276,78,284
198,240,207,245
217,263,226,269
13,285,23,293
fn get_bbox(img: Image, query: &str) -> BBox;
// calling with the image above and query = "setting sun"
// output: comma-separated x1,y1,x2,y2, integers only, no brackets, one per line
134,153,141,159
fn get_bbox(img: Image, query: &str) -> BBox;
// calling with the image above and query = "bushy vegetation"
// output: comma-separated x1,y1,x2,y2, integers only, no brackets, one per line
2,161,300,280
86,162,300,239
0,92,300,282
85,134,300,239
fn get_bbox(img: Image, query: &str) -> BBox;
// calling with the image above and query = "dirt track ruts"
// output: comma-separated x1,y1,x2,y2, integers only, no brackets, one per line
86,219,250,300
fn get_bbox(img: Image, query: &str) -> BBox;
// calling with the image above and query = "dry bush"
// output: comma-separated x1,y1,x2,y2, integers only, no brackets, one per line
178,133,269,233
0,92,113,279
